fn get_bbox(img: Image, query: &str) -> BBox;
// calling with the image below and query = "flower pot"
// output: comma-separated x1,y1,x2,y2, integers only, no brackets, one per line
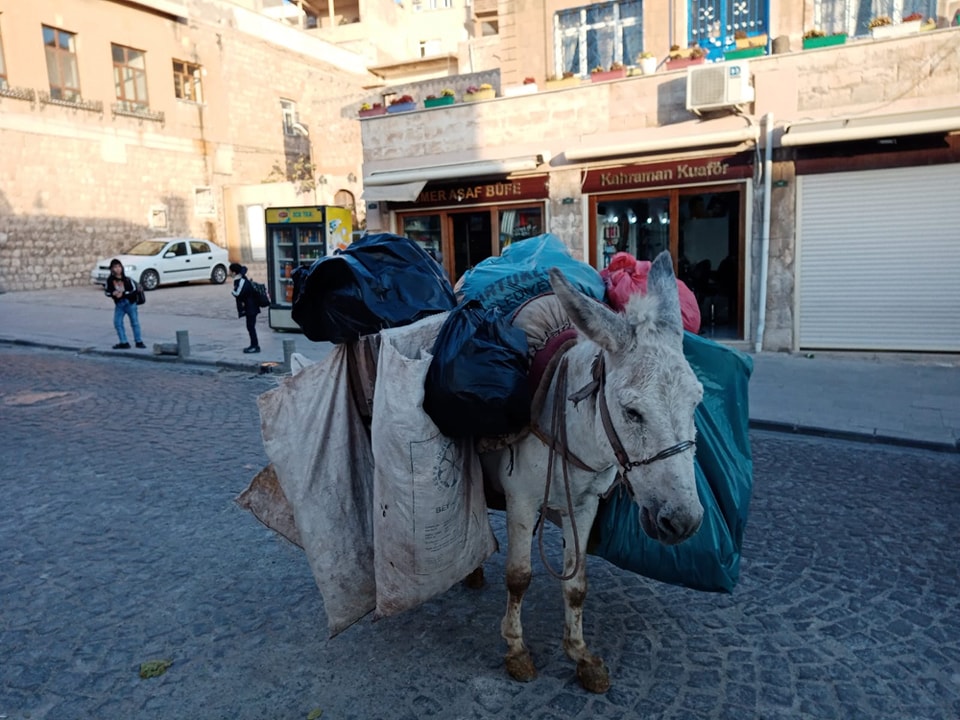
665,56,706,71
871,19,921,38
463,88,495,102
802,33,847,49
919,19,936,31
590,68,627,83
423,95,455,108
735,34,767,49
358,106,386,118
502,83,538,97
639,57,658,75
386,101,417,113
544,77,581,91
724,46,765,60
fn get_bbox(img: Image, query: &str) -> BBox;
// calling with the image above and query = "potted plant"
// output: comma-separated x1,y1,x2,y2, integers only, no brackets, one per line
637,51,658,76
463,83,495,102
665,44,707,70
734,28,768,49
386,94,416,113
725,38,766,60
870,14,921,38
358,102,386,118
503,76,539,97
544,71,581,91
802,28,847,49
590,61,627,83
424,88,455,108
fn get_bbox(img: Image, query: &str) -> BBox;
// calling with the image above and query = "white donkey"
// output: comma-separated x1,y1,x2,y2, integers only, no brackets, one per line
484,250,705,693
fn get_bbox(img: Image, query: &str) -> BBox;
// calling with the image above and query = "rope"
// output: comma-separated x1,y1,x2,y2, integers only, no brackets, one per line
536,358,583,581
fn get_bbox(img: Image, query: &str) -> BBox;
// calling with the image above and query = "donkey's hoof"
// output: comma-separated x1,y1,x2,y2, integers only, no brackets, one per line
505,652,538,682
462,566,485,589
576,658,610,694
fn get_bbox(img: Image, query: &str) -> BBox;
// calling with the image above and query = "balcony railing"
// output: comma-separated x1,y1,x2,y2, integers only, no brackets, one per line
0,85,37,103
111,101,165,124
38,91,103,114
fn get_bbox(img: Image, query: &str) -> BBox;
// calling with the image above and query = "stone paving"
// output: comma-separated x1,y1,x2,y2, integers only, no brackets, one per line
1,346,958,719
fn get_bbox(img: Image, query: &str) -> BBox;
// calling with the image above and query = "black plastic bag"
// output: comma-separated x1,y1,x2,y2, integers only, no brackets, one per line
291,233,456,343
423,301,531,438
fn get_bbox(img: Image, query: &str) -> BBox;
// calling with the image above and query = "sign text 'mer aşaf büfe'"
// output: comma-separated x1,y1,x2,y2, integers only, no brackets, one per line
417,181,524,204
599,161,731,187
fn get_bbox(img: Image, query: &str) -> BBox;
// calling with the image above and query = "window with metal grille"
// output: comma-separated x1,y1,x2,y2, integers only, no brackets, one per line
112,43,148,110
172,59,202,103
555,1,642,78
0,24,7,90
42,25,80,101
814,0,936,36
281,98,299,135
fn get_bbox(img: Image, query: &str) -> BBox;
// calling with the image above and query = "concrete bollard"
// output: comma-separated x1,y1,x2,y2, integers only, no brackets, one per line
176,330,190,358
282,339,296,373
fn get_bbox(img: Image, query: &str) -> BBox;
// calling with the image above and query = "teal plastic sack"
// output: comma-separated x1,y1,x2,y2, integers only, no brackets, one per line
589,332,753,593
457,234,605,316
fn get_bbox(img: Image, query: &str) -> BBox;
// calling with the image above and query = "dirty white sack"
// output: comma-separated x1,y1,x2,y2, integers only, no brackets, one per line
372,318,498,618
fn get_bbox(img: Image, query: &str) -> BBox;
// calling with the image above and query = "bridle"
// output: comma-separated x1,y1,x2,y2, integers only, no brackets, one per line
569,351,696,497
533,349,695,580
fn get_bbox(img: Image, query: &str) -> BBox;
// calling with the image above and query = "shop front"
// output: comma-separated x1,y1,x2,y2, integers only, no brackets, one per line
390,175,549,284
785,116,960,352
582,154,754,340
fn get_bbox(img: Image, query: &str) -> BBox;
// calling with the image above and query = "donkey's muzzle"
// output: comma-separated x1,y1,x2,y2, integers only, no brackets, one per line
641,504,703,545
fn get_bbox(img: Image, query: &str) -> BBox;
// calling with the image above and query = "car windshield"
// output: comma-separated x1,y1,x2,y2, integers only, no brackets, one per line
125,240,170,256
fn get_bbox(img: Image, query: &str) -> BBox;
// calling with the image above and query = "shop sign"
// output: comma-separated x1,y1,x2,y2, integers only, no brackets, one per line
582,154,752,193
401,175,549,208
265,206,324,224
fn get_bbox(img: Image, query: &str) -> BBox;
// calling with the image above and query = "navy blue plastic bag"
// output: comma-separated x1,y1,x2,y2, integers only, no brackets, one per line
423,301,531,438
589,332,754,593
291,233,456,343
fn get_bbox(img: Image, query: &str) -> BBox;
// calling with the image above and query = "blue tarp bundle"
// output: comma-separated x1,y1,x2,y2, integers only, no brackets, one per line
589,332,754,593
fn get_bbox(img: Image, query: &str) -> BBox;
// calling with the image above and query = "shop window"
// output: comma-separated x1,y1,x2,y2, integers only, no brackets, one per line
555,1,642,77
112,43,149,111
403,214,443,266
814,0,935,36
42,25,81,102
499,207,543,252
173,59,203,103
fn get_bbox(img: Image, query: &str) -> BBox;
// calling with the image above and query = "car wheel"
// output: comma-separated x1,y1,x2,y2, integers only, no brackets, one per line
210,264,227,285
140,270,160,291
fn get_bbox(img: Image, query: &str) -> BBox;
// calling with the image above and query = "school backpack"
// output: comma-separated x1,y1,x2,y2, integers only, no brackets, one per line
251,280,271,308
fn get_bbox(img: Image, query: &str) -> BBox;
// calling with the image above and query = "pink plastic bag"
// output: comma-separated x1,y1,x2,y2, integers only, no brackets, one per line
601,252,701,334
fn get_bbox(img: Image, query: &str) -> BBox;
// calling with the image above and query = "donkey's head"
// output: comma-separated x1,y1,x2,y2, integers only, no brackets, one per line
549,252,703,545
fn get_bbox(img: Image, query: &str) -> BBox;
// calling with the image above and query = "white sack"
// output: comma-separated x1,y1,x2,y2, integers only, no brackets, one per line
372,318,497,618
258,344,376,636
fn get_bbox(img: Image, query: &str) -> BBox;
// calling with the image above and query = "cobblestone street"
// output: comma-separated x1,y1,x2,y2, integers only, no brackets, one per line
1,346,958,720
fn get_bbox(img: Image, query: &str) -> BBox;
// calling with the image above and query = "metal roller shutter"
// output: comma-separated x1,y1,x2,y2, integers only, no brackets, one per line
797,164,960,351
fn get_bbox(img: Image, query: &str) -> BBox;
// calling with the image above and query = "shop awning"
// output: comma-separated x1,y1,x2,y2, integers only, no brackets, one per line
565,126,760,162
360,181,428,203
362,154,548,187
781,107,960,146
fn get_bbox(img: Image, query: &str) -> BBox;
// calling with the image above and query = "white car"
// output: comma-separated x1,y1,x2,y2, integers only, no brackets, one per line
90,237,229,290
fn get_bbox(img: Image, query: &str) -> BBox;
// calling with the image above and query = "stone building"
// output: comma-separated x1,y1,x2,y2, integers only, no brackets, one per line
359,0,960,352
0,0,383,291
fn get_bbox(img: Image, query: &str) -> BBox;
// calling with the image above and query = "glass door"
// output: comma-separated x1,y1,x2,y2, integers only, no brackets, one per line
271,226,297,305
451,211,493,283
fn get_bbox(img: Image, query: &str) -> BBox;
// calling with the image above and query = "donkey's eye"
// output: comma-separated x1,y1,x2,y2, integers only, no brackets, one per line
624,407,645,424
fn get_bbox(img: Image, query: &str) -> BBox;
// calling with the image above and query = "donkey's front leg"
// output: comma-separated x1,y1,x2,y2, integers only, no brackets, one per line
561,497,611,694
501,494,539,683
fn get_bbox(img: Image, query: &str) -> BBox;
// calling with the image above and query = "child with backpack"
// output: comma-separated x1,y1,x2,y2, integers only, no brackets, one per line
229,262,265,354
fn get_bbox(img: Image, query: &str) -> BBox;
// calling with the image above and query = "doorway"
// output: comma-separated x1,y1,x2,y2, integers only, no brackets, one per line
451,211,493,282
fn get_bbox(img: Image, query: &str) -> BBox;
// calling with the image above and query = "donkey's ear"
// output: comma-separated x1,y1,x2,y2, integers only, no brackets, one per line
549,267,630,354
648,251,683,339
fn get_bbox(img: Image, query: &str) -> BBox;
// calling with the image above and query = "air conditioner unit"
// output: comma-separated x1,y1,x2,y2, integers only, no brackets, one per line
686,60,755,114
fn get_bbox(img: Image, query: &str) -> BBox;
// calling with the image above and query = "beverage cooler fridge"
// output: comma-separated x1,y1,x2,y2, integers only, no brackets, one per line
264,205,353,331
